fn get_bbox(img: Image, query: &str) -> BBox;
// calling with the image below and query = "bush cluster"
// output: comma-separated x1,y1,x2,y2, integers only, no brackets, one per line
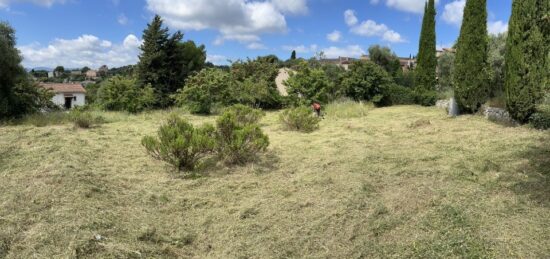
69,109,106,129
279,106,321,133
529,103,550,130
142,105,269,172
97,76,155,113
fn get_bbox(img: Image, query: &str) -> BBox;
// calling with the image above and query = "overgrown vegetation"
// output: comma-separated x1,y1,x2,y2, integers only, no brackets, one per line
70,110,106,129
279,106,321,133
142,115,216,171
97,76,155,113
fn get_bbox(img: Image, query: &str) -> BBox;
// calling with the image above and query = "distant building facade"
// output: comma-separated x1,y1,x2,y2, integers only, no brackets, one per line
40,83,86,109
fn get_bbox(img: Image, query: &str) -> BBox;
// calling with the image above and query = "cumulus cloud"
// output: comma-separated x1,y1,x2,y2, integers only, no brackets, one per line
19,34,142,68
247,42,267,50
326,30,342,42
117,13,129,25
146,0,308,47
282,44,318,53
0,0,65,8
442,0,465,26
321,45,365,59
488,20,508,35
344,9,358,26
376,0,440,14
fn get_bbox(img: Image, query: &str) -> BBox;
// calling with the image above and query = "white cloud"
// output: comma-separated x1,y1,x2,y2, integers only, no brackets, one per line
0,0,65,8
488,20,508,35
327,30,342,42
370,0,380,4
206,54,228,65
271,0,308,15
344,9,358,26
442,0,465,26
282,44,318,53
384,0,440,14
349,19,405,43
19,34,142,68
117,13,129,25
321,45,365,59
146,0,308,46
247,42,267,50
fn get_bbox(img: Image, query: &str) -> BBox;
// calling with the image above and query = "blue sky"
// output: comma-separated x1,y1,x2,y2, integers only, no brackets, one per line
0,0,511,69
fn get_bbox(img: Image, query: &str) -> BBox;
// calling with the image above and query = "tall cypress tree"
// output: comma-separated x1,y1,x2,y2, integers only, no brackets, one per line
415,0,437,92
505,0,548,122
453,0,490,113
291,50,297,60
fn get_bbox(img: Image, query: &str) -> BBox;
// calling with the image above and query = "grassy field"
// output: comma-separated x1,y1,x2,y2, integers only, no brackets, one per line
0,104,549,258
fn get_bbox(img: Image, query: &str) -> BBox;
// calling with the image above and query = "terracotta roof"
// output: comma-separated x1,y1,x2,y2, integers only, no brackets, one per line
40,83,86,94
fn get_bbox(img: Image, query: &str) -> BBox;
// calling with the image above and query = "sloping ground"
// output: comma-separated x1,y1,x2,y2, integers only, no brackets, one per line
0,106,549,258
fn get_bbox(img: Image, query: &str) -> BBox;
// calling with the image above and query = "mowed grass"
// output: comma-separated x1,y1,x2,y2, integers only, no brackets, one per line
0,105,549,258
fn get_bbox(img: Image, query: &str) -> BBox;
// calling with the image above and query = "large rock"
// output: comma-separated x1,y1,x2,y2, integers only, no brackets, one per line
482,106,517,125
448,98,459,117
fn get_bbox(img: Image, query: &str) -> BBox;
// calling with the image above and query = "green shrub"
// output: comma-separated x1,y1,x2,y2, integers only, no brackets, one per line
414,90,438,106
223,104,265,126
385,85,416,106
97,76,155,113
530,104,550,130
141,115,216,171
69,110,105,129
215,111,269,164
279,107,321,133
18,111,70,127
174,68,231,115
343,61,394,102
285,65,336,106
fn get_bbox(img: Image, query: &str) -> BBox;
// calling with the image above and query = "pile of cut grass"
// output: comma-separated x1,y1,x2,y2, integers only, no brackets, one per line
0,105,548,258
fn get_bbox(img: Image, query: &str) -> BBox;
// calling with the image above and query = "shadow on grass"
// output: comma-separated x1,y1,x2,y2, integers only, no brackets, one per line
512,135,550,207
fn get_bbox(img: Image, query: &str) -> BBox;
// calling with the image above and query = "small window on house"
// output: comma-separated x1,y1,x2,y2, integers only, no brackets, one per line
74,96,77,101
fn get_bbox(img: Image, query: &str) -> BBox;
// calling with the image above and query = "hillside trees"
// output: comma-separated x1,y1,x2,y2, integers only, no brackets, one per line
415,0,437,92
368,45,402,79
137,15,206,108
453,0,490,113
505,0,549,122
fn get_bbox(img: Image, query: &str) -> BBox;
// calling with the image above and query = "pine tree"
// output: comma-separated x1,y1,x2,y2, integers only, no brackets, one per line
291,50,297,60
505,0,548,122
0,22,23,118
137,15,206,108
453,0,490,113
415,0,437,92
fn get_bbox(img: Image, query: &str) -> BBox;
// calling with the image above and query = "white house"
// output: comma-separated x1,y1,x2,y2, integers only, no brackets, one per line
40,83,86,109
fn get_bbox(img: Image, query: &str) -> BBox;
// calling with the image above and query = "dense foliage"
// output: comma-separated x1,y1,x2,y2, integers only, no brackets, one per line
368,45,402,79
0,22,53,119
343,61,394,106
453,0,490,113
142,115,217,171
215,107,269,164
174,68,231,114
285,64,337,106
279,106,321,133
97,76,155,113
437,52,455,92
136,15,206,108
488,33,507,98
505,0,549,122
415,0,437,92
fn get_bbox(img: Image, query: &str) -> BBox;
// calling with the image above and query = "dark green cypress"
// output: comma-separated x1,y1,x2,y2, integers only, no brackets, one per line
415,0,437,92
453,0,490,113
291,50,297,60
505,0,548,122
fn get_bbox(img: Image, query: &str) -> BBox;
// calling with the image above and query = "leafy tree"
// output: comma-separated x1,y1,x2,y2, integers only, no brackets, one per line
415,0,437,93
81,66,91,73
258,55,280,64
343,61,394,104
505,0,549,122
97,76,155,113
285,64,336,105
488,33,507,97
230,59,282,108
368,45,402,78
291,50,297,60
54,66,65,74
137,15,206,108
174,68,232,114
453,0,490,113
437,52,455,92
0,22,53,119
